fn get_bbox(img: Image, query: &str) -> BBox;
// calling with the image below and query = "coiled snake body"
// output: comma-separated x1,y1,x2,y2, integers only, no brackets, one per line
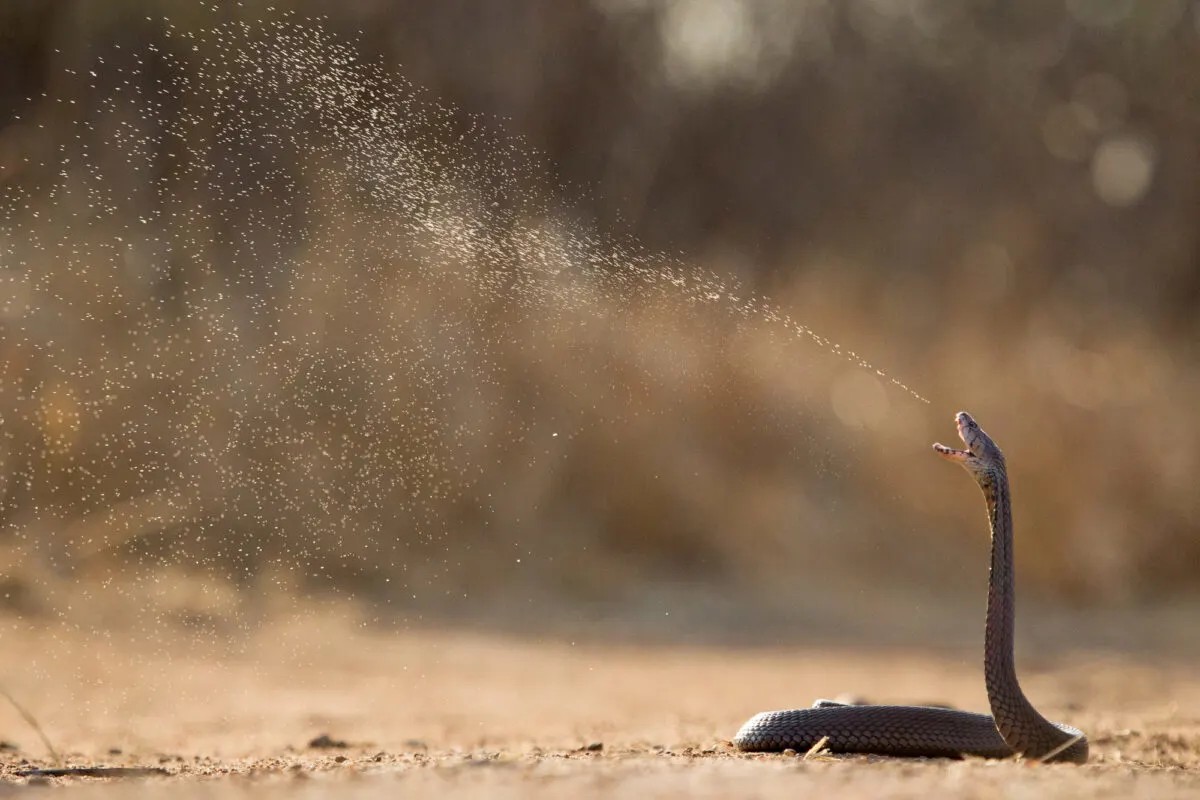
733,412,1088,763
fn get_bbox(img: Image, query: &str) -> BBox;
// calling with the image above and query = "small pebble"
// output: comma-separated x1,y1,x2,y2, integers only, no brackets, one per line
308,734,349,749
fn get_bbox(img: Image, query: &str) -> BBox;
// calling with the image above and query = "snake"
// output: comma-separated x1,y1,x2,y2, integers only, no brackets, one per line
732,411,1088,763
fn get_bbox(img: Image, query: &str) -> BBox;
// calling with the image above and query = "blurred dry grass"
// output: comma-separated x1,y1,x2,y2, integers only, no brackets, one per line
0,1,1198,640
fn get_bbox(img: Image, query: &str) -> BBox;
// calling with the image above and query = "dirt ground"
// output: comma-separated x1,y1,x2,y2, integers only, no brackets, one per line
1,609,1198,799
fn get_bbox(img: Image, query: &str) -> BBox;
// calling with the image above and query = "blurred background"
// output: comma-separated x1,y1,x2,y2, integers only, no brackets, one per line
0,0,1198,652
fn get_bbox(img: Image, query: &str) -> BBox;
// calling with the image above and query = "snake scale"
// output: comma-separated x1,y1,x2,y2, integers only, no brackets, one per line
733,412,1088,763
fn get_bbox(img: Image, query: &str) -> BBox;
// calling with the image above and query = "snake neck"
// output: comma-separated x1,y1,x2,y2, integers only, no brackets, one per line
980,466,1060,753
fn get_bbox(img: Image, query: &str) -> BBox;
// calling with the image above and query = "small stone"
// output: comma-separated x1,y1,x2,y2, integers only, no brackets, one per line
308,734,349,749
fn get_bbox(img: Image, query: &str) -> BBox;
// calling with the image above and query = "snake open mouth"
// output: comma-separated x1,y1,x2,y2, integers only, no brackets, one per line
932,442,970,461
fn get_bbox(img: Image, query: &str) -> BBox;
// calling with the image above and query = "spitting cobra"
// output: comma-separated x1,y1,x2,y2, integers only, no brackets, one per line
733,411,1088,763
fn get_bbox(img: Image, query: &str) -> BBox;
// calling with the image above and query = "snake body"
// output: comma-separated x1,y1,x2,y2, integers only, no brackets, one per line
733,412,1087,763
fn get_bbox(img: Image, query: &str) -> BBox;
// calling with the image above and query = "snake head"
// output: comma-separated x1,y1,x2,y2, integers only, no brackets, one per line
933,411,1005,475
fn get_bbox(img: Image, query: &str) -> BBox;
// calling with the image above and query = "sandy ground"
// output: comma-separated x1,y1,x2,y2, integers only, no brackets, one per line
1,611,1199,799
